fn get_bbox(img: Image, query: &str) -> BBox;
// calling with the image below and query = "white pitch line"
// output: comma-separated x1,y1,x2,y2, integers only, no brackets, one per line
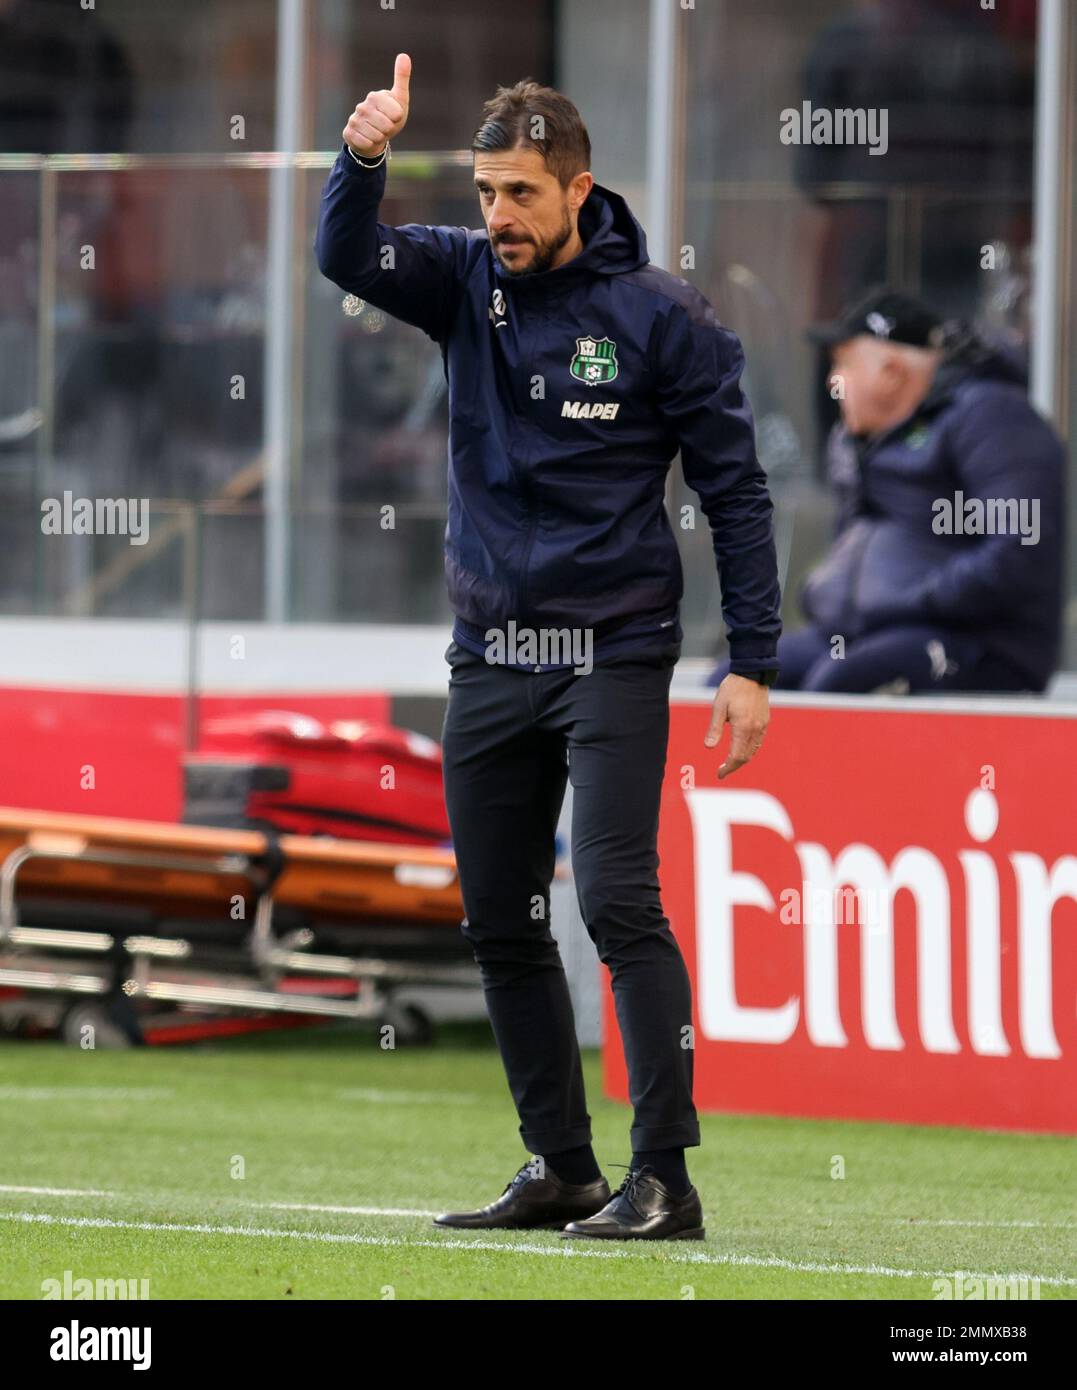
265,1201,439,1217
896,1218,1077,1229
0,1087,173,1101
0,1185,113,1198
1,1210,1075,1286
334,1089,483,1105
0,1184,440,1217
4,1185,1076,1231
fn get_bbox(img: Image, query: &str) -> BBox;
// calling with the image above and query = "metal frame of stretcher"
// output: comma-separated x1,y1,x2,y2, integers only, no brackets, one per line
0,807,476,1040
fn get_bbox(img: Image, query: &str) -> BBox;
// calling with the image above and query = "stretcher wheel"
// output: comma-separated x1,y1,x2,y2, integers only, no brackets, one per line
378,1001,434,1046
59,996,144,1049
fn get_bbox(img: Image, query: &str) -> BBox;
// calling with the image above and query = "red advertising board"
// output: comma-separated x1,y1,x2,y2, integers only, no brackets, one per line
0,688,389,822
602,696,1077,1134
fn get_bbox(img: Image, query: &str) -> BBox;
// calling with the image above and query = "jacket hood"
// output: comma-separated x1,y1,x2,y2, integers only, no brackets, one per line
491,181,649,291
918,321,1028,414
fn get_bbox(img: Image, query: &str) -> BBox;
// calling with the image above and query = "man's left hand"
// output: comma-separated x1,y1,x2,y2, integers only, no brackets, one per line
704,673,770,780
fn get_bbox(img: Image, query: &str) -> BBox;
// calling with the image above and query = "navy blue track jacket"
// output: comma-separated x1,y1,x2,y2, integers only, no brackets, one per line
799,333,1065,690
314,144,783,673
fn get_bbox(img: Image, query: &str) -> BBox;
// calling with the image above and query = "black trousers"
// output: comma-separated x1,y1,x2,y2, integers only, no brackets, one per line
440,639,701,1156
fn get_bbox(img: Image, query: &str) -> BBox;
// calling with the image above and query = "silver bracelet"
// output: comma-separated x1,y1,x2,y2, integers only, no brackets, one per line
346,140,390,169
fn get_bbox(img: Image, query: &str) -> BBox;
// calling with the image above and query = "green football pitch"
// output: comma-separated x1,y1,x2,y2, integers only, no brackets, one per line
0,1024,1073,1301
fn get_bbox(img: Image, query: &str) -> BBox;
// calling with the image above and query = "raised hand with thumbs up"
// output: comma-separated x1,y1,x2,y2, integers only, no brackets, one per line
343,52,411,158
316,49,464,338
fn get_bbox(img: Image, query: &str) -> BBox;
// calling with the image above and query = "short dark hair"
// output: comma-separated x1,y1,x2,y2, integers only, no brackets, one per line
471,79,591,188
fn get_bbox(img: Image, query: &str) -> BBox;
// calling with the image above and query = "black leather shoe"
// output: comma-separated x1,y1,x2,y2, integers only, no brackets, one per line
433,1161,611,1231
560,1164,705,1240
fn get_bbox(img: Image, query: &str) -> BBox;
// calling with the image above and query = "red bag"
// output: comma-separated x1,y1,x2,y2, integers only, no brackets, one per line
183,711,450,845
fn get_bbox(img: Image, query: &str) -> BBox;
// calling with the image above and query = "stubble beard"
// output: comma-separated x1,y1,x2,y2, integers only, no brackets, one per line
494,206,574,278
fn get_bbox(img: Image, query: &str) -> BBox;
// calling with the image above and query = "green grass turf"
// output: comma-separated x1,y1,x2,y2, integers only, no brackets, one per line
0,1023,1073,1300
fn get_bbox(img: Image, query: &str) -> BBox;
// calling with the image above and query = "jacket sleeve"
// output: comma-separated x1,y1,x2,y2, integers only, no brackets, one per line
313,144,470,343
653,300,783,675
865,390,1065,629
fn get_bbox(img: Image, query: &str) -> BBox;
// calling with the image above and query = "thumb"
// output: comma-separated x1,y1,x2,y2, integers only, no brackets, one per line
391,52,411,106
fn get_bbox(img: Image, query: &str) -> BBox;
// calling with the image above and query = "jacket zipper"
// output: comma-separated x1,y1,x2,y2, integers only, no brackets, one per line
509,298,542,623
517,485,538,621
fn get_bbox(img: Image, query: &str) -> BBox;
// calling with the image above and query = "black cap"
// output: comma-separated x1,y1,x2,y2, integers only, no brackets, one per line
806,288,947,349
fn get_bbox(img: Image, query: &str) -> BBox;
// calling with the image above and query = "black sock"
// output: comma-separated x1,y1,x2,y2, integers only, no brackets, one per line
632,1146,690,1197
541,1143,602,1185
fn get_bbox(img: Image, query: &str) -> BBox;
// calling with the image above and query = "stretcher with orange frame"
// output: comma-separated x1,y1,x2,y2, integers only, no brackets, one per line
0,806,476,1047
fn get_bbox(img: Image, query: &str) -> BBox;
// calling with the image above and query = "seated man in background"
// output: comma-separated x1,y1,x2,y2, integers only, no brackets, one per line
709,289,1065,694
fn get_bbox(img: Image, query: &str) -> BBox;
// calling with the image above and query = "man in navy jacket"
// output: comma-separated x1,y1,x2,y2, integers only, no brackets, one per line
707,289,1063,694
315,57,783,1240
